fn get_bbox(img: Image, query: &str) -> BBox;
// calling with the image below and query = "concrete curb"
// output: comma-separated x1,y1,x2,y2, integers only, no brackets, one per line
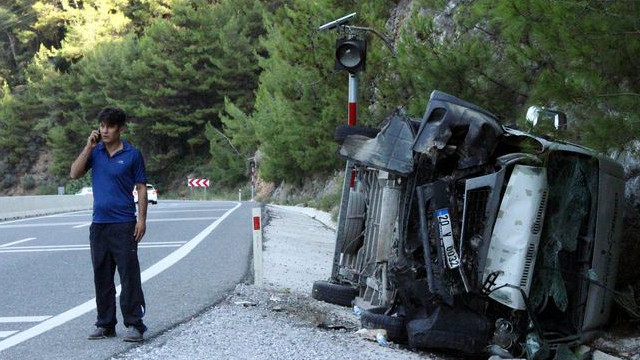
268,204,336,230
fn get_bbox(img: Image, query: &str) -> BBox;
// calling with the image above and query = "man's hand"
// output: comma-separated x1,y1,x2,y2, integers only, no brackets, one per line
134,220,146,243
87,129,101,148
70,130,100,179
134,182,148,243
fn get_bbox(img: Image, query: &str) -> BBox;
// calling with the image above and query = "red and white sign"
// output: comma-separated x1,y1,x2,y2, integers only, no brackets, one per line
188,178,210,188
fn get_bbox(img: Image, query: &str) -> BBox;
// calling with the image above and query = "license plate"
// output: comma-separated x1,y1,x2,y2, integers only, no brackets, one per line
435,208,460,269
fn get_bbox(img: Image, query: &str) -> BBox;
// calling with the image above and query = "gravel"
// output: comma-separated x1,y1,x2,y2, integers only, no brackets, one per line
112,204,431,360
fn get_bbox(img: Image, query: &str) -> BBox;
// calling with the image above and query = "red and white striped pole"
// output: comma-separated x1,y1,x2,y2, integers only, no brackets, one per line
348,73,358,126
252,207,263,286
348,73,358,188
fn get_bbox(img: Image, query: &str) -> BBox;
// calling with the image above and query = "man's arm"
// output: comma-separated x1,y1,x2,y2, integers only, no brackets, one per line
70,130,100,179
134,183,147,243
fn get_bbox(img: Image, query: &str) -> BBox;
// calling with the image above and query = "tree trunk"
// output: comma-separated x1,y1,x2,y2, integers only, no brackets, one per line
5,31,19,69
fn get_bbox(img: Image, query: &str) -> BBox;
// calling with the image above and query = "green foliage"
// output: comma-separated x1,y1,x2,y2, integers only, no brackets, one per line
220,97,259,154
204,122,247,187
0,0,48,86
121,0,172,35
65,176,91,195
112,0,266,176
36,181,59,195
1,0,640,194
0,82,47,168
54,0,133,62
0,174,18,189
22,175,36,190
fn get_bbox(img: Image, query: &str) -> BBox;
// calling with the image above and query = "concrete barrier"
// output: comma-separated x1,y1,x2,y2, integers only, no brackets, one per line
0,195,93,221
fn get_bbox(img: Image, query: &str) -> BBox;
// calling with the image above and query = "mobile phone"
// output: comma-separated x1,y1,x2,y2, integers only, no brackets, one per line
96,130,101,142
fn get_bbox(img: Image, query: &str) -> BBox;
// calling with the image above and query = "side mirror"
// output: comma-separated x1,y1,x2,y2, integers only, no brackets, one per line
526,106,567,130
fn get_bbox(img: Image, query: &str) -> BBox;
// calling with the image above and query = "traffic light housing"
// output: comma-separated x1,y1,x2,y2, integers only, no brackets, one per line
335,37,367,73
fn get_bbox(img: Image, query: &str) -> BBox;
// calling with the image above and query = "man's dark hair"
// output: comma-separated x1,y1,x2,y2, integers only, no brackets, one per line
98,107,127,127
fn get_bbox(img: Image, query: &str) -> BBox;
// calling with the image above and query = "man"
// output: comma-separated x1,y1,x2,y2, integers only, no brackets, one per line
70,107,148,342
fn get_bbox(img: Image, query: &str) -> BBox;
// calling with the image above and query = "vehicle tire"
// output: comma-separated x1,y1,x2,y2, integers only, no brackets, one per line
151,201,157,205
311,280,358,307
334,125,379,144
360,307,407,342
406,307,490,354
342,190,366,254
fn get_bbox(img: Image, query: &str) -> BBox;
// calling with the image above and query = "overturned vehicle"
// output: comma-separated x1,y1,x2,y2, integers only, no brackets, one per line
312,91,624,358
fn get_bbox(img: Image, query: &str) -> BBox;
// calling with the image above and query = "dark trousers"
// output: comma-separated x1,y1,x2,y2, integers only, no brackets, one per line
90,222,146,332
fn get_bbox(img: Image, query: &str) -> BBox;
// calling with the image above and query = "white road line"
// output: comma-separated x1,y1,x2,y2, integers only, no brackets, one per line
0,243,187,254
148,217,221,222
0,222,98,229
0,238,36,248
72,223,91,229
0,316,52,323
0,201,242,352
63,209,232,217
0,217,220,229
144,209,233,213
0,332,18,339
4,241,186,250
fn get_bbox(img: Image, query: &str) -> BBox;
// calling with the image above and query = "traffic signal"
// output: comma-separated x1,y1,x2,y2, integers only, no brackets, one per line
335,37,367,73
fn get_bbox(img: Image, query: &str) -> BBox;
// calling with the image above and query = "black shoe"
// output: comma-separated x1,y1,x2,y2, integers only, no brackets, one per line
88,327,116,340
123,327,144,342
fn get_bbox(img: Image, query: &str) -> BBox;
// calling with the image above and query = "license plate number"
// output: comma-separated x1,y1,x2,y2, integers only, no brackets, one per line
435,208,460,269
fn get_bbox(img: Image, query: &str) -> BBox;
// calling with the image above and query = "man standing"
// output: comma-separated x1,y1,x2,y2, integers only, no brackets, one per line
70,107,148,342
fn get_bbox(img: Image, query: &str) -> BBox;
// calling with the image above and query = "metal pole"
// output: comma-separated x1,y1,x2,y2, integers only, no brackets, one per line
331,73,359,281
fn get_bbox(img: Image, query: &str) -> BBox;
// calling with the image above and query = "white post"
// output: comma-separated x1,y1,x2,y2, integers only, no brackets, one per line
252,207,263,286
238,189,242,201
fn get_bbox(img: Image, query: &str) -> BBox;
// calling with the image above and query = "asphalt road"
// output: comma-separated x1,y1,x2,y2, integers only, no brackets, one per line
0,200,255,360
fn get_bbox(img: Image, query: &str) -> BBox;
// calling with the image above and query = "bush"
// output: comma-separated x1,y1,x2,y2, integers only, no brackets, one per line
37,182,60,195
22,175,36,190
0,175,17,189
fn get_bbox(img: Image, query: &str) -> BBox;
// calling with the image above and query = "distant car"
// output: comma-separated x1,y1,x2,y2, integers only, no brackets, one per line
133,184,158,205
75,187,93,196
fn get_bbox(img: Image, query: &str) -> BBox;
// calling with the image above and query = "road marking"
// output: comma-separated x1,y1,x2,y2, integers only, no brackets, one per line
0,217,222,229
0,317,52,323
0,242,187,254
148,217,222,222
0,201,242,352
0,332,17,339
0,238,36,248
63,209,231,217
72,223,91,229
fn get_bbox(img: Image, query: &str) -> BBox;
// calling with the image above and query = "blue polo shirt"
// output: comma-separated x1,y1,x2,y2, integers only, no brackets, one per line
87,140,147,223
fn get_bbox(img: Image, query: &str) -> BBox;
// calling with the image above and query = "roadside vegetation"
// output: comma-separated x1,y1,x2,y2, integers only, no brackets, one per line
1,0,639,196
